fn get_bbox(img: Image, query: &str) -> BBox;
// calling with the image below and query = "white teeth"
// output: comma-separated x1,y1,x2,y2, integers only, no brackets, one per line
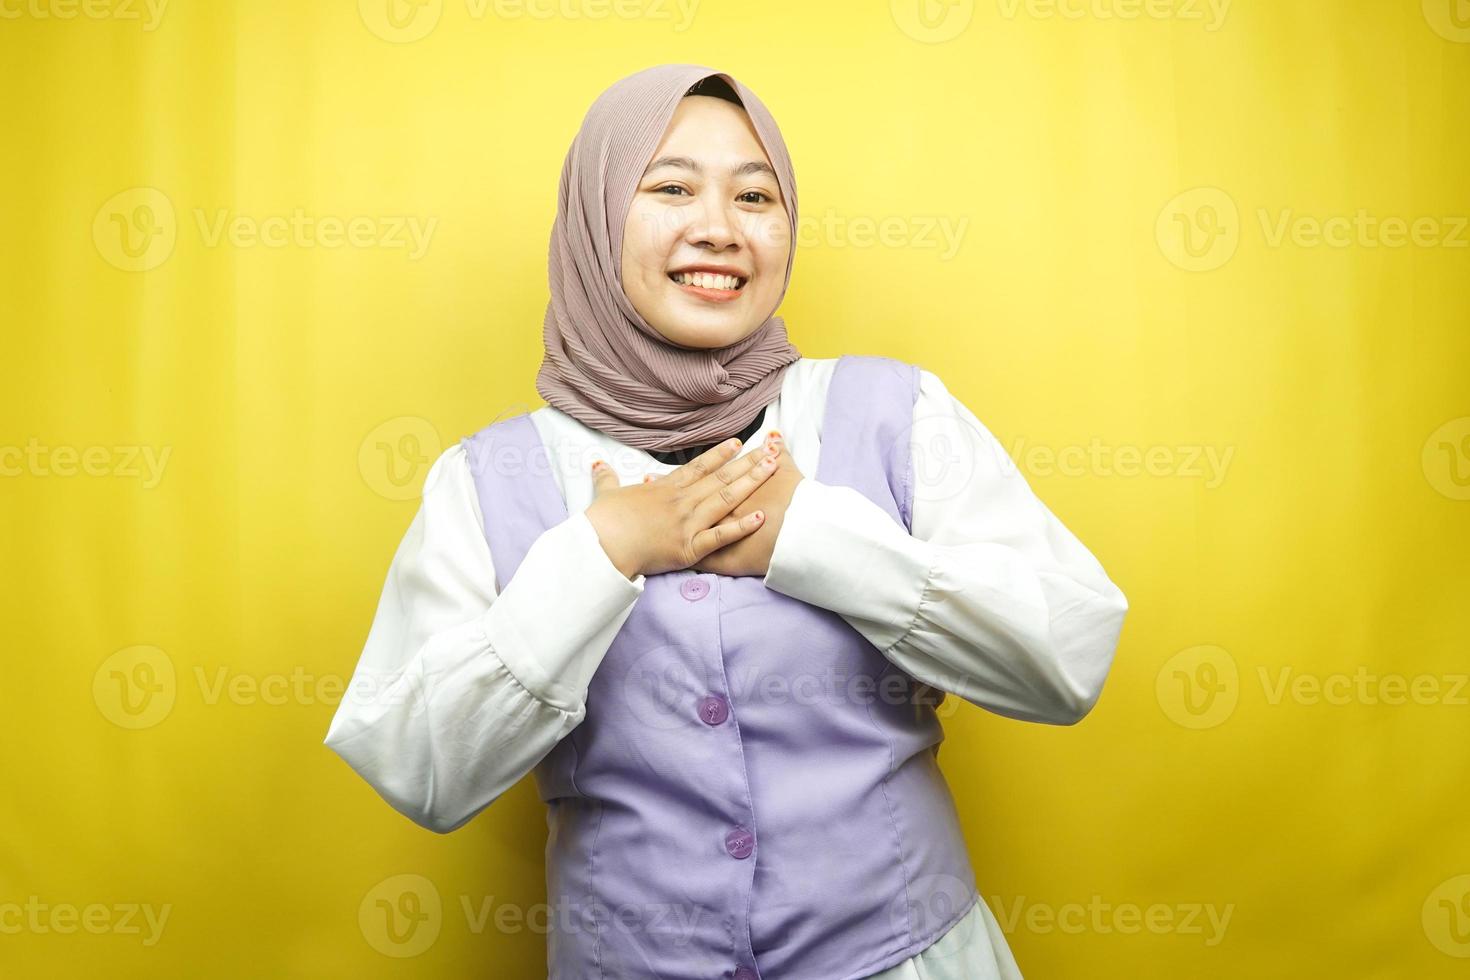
674,272,744,290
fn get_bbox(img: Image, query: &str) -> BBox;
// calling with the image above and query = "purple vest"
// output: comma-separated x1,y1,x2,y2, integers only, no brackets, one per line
463,355,978,980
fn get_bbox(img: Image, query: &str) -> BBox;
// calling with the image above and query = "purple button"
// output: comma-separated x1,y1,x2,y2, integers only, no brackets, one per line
679,577,710,602
734,968,759,980
724,828,754,860
698,694,729,726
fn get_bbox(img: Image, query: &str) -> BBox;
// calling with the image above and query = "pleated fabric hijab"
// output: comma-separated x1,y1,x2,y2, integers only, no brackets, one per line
535,64,802,453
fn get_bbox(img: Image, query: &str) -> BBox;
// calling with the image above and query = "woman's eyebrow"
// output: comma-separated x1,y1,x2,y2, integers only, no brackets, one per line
643,155,777,180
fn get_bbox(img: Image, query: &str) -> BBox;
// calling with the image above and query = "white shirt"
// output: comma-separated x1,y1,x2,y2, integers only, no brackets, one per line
324,357,1128,979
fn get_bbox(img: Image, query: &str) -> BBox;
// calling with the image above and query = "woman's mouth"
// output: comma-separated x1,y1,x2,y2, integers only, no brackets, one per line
668,271,747,303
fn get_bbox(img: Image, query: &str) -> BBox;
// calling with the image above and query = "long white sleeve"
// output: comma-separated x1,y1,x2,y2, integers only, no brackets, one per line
763,369,1128,726
323,444,644,833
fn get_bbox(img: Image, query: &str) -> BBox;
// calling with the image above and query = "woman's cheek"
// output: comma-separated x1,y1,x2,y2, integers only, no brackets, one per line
625,202,679,260
745,212,791,254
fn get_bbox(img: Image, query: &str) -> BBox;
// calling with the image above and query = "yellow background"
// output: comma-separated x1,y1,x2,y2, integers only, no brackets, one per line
3,0,1468,976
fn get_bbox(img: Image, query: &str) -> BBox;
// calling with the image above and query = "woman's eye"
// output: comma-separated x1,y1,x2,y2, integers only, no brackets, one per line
739,191,772,204
655,184,689,197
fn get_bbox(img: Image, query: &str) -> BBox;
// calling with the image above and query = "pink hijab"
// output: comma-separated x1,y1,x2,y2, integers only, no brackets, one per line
535,64,802,452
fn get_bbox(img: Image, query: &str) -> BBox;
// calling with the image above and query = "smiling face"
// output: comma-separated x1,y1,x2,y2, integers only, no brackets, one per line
620,94,793,350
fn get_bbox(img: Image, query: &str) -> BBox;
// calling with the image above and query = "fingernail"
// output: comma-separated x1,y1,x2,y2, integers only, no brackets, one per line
591,460,605,471
753,510,765,521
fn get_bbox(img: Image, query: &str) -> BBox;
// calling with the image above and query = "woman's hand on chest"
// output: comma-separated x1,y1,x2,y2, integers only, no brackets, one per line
585,434,785,580
691,433,804,578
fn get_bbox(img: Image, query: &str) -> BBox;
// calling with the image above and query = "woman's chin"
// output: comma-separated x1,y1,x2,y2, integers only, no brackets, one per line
648,315,762,350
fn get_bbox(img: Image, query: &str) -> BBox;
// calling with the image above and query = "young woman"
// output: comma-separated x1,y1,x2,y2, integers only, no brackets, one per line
325,64,1128,980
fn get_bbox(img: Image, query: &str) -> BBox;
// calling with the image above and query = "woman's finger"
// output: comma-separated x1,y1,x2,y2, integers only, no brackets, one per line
691,447,779,525
589,460,620,498
689,509,766,563
688,440,775,498
668,437,744,489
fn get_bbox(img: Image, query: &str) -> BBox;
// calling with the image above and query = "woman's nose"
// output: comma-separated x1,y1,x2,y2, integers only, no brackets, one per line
686,196,740,250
